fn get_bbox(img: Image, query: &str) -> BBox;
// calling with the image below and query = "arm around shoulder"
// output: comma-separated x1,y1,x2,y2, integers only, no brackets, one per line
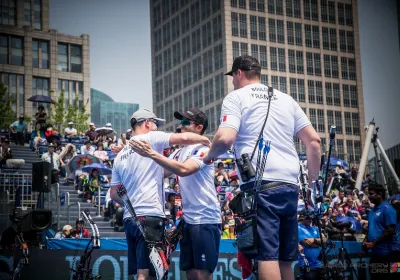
169,132,210,147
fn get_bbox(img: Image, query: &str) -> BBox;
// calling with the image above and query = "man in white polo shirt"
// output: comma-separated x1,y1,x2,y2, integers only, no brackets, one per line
109,109,211,280
64,122,78,137
203,55,321,280
130,108,221,280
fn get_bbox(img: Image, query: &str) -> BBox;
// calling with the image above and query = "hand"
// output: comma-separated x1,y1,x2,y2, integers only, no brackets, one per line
129,139,154,158
112,144,124,154
200,136,211,148
202,154,215,165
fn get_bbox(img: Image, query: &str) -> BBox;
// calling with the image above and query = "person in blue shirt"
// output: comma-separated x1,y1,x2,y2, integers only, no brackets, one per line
389,197,400,262
9,116,27,145
363,183,396,279
297,211,326,280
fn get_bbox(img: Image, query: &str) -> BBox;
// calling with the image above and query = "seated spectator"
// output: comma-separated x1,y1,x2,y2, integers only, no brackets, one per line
94,132,107,146
117,133,128,146
52,140,62,154
44,125,57,143
59,143,77,183
71,219,90,238
349,166,358,189
165,193,178,222
215,162,229,186
54,225,73,238
0,139,12,167
30,123,46,151
64,122,78,138
221,223,230,239
9,115,27,146
330,190,347,207
75,162,88,194
85,122,98,141
81,140,95,155
35,105,47,131
105,123,117,144
84,168,108,203
93,143,109,162
126,128,132,140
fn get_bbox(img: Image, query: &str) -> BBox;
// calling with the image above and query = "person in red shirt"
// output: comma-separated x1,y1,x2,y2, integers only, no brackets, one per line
71,219,90,238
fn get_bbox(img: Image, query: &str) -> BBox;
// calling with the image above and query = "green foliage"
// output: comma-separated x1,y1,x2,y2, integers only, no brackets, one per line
0,83,17,129
76,97,90,125
48,89,65,125
65,93,79,124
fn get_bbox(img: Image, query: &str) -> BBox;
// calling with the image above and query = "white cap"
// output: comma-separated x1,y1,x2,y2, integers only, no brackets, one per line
89,122,94,126
127,128,132,133
68,122,74,125
106,123,112,127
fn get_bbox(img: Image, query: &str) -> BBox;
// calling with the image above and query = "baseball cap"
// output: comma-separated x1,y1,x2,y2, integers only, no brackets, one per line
174,108,208,131
105,123,112,127
68,121,74,125
131,109,166,125
225,55,262,76
89,122,94,126
19,115,24,119
63,225,72,232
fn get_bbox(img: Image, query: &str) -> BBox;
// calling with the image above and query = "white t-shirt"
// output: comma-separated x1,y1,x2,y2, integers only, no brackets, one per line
170,145,221,225
64,127,77,135
219,83,311,185
81,146,95,155
111,131,172,219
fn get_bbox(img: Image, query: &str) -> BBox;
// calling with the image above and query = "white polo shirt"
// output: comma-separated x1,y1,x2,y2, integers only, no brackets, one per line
219,83,311,185
170,145,221,225
111,131,172,219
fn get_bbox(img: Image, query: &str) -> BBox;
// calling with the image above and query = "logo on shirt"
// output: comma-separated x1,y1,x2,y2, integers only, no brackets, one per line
376,212,382,217
250,93,278,100
201,254,206,262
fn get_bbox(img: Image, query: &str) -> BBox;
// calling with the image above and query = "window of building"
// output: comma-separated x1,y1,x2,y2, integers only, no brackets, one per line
250,16,258,40
33,0,41,30
153,3,162,28
277,20,285,43
295,51,303,74
155,54,162,76
165,100,173,122
0,0,16,26
250,0,257,10
285,0,301,18
182,62,192,87
258,17,266,41
191,1,200,28
182,35,190,60
346,139,354,162
336,139,344,159
271,76,279,90
163,48,171,72
289,78,297,100
260,46,267,69
268,0,283,15
278,48,286,72
344,112,352,135
287,22,294,45
32,40,39,68
1,73,24,114
181,8,190,34
303,0,318,21
10,36,23,66
317,109,325,132
215,73,224,100
270,47,277,71
202,21,212,48
314,53,321,76
203,49,213,77
298,79,305,102
214,44,223,70
261,74,268,85
231,0,237,7
33,77,49,96
232,41,239,60
24,0,31,26
172,42,181,66
173,69,182,92
294,22,302,46
155,79,163,103
201,0,212,20
183,90,193,110
305,25,312,48
341,57,356,80
164,74,173,97
231,12,239,37
251,44,259,62
163,22,171,47
350,85,358,108
239,13,247,38
342,84,350,107
338,3,353,26
312,26,320,48
279,76,286,93
239,0,246,9
154,29,162,52
171,16,180,41
240,42,248,55
174,95,182,114
212,0,221,13
193,84,203,107
309,108,317,129
306,52,314,75
192,56,202,82
335,111,343,134
57,43,82,73
315,81,323,104
308,80,315,103
352,113,360,135
162,0,170,21
213,15,222,42
32,39,49,69
204,78,214,104
269,19,276,42
330,28,337,51
191,28,201,55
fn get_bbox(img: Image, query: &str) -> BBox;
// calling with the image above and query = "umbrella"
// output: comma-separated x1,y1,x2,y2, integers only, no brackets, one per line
27,95,55,104
337,215,363,232
95,127,114,135
82,163,112,175
326,157,349,168
66,154,101,174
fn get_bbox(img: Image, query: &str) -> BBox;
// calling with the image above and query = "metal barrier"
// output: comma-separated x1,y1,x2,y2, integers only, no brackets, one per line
0,172,38,210
0,190,12,215
66,191,80,226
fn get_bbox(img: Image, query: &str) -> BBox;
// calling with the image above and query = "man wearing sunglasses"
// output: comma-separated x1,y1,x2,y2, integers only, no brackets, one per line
203,55,321,280
130,108,221,280
110,109,211,280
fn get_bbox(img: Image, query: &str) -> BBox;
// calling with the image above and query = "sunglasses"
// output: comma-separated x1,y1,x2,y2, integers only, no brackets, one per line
147,119,159,127
179,119,197,127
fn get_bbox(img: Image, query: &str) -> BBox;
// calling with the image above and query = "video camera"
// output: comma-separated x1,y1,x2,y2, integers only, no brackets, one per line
331,221,353,231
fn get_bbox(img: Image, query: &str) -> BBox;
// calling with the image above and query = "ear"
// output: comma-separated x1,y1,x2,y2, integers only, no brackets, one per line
196,124,204,134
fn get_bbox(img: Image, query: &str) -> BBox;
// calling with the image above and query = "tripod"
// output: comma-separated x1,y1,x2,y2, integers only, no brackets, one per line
70,237,101,280
336,231,359,280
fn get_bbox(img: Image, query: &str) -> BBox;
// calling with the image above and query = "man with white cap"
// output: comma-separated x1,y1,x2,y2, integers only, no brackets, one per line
110,109,211,280
105,122,117,144
85,122,98,141
64,121,78,137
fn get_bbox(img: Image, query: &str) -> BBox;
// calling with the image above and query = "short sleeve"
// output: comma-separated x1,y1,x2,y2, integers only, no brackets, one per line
148,131,173,153
219,93,241,131
185,145,209,168
11,121,17,128
293,99,311,135
298,227,307,243
384,204,397,226
111,164,122,186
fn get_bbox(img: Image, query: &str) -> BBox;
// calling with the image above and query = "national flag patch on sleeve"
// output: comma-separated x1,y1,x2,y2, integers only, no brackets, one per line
222,115,227,122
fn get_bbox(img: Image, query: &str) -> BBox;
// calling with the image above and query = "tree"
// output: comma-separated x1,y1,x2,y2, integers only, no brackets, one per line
76,97,90,125
0,83,17,129
48,89,65,125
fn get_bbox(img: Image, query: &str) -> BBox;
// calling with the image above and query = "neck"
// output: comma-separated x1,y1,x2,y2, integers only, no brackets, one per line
238,79,259,89
133,128,149,136
374,198,383,206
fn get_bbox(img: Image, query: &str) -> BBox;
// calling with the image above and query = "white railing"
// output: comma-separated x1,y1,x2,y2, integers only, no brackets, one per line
0,172,38,210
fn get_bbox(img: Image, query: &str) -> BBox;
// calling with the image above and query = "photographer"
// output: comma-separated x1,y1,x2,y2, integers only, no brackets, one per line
297,211,326,280
362,183,396,279
203,55,321,280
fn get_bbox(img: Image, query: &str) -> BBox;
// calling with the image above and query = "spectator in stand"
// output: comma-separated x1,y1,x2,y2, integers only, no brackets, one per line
81,140,95,155
59,143,77,184
389,198,400,262
93,143,109,162
35,105,47,131
165,193,178,222
30,123,46,151
126,128,132,140
75,162,88,194
349,166,358,189
117,133,128,146
214,162,229,186
64,122,78,138
105,123,117,144
71,219,90,238
330,190,347,208
41,143,60,186
362,174,373,191
52,139,62,154
9,115,27,146
94,132,107,146
0,139,12,167
54,225,73,239
44,125,57,143
335,164,346,176
85,123,98,141
84,168,108,203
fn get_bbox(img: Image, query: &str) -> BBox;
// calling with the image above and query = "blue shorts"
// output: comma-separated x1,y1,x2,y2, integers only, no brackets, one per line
241,181,299,261
179,223,221,273
123,218,151,275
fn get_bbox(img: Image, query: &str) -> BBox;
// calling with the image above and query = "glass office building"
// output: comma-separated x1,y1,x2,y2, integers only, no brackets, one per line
90,88,139,136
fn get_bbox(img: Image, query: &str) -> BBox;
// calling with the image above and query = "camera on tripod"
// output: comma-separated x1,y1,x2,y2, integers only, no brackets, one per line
332,221,353,231
236,153,256,182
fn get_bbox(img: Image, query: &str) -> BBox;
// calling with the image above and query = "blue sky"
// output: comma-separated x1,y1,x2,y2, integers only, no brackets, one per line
50,0,400,151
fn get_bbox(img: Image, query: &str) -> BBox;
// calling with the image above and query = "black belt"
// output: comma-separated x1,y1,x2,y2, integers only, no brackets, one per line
243,181,287,194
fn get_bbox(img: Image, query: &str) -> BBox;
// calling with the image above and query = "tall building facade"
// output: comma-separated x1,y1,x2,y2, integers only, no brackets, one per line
90,88,139,136
150,0,365,165
0,0,90,121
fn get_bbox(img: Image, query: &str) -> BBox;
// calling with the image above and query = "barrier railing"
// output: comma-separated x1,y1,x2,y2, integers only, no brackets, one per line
0,172,38,210
66,191,80,226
